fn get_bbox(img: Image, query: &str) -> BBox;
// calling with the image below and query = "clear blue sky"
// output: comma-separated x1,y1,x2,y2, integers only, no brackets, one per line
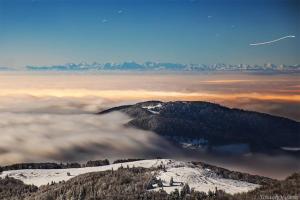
0,0,299,67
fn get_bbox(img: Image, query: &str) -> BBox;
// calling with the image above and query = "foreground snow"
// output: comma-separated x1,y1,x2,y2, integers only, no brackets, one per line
0,159,259,194
0,159,162,187
153,160,258,194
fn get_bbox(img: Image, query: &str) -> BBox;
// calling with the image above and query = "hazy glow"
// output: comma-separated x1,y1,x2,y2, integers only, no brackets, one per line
0,72,299,120
0,89,299,103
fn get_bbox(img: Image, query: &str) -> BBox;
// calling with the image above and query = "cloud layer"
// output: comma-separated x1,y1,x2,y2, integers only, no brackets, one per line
0,97,180,165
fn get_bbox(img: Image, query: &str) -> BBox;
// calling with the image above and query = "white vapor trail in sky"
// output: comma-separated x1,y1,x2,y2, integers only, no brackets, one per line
250,35,295,46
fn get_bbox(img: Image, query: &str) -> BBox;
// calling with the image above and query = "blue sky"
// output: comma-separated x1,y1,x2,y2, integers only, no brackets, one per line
0,0,299,67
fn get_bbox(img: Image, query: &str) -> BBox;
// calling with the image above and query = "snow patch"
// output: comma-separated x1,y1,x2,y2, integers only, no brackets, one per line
142,103,163,114
281,147,300,151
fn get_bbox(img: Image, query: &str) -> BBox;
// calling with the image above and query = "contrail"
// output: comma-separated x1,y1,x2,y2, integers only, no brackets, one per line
250,35,295,46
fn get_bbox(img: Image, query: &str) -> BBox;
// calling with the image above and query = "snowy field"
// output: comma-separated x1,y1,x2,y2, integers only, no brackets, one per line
0,159,259,194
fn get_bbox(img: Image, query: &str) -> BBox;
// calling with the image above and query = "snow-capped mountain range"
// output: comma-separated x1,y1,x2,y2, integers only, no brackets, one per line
19,61,300,72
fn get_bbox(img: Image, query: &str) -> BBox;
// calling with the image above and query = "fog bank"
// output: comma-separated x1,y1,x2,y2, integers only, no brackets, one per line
0,97,180,165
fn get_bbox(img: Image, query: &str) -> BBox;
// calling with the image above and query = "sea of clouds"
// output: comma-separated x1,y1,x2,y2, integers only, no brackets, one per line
0,96,181,165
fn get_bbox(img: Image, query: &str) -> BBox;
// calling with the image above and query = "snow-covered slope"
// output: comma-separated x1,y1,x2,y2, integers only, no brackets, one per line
0,159,161,187
0,159,259,194
153,160,258,194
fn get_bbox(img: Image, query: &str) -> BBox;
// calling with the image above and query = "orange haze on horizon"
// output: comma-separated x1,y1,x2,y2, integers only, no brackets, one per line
0,72,299,121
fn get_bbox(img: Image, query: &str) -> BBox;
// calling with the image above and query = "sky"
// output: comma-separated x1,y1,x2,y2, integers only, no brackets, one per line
0,0,299,67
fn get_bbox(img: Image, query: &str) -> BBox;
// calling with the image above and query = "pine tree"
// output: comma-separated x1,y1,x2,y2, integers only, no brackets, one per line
180,183,191,198
169,177,174,186
157,178,163,189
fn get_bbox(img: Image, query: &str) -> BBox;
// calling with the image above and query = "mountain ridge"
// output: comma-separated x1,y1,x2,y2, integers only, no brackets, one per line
98,101,300,154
